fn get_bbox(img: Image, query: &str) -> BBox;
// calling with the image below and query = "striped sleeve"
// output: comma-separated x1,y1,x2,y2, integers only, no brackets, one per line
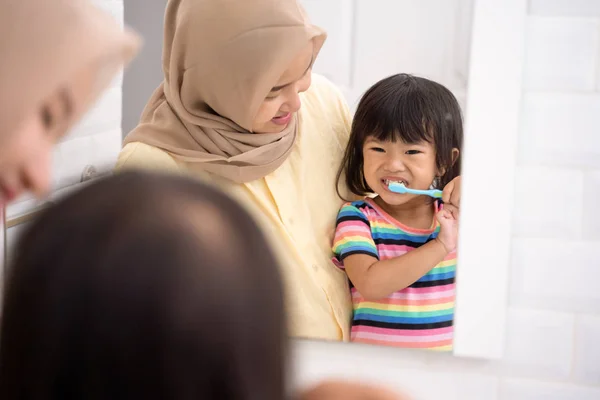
332,203,379,267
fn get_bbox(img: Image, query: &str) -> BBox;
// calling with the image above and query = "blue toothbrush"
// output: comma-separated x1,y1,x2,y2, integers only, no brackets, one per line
387,182,443,199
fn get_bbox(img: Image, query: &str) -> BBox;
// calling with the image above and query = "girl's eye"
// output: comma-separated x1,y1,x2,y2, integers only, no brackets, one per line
406,149,421,155
370,147,385,153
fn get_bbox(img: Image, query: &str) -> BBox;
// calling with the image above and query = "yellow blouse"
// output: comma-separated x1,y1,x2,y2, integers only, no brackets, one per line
116,74,353,340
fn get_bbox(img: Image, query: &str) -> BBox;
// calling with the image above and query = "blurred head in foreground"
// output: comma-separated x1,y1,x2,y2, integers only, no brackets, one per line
0,0,139,203
0,170,285,400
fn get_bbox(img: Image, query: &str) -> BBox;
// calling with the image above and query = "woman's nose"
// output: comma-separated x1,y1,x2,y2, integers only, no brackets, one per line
284,92,302,114
22,158,52,198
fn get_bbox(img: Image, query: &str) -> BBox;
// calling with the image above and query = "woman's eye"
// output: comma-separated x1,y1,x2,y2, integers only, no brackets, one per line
40,105,55,130
40,90,72,132
265,92,281,100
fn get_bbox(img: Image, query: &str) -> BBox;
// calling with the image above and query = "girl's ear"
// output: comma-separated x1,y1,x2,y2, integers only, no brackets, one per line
451,148,460,166
437,148,460,176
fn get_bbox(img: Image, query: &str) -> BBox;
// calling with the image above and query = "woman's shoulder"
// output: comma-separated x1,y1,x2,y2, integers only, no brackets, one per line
304,73,349,114
301,73,352,147
116,142,181,174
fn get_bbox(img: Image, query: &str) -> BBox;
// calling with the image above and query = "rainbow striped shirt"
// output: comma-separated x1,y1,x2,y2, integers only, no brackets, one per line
332,199,456,351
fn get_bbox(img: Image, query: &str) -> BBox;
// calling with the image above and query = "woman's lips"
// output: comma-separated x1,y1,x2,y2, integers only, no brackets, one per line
271,112,292,126
0,184,17,203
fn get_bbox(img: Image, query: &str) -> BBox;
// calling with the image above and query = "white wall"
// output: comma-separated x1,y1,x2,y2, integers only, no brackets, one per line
122,0,167,135
292,1,600,399
304,0,473,112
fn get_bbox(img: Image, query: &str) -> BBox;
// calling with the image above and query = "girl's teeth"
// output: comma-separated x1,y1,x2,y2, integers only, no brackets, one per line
384,179,407,186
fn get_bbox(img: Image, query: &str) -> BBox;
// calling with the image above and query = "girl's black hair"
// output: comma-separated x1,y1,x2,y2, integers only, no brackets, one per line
337,73,463,199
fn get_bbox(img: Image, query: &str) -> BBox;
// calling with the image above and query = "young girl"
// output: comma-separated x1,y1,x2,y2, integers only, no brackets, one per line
333,74,463,351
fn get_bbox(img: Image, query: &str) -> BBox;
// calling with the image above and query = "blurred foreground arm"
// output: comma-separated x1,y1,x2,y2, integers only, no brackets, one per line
297,380,409,400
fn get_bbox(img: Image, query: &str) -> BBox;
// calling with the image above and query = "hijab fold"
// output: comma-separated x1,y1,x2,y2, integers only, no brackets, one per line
124,0,326,183
0,0,140,139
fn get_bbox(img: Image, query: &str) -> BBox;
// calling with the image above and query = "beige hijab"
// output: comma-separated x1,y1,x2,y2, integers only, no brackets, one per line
0,0,139,139
124,0,326,183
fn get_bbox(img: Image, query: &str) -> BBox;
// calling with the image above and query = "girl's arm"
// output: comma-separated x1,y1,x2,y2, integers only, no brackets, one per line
343,205,458,301
344,239,449,301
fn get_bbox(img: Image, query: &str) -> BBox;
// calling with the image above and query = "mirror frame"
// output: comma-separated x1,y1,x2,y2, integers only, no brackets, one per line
452,0,526,359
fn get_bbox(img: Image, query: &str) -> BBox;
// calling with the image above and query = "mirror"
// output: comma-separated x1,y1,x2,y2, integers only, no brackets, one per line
2,0,515,361
299,0,474,352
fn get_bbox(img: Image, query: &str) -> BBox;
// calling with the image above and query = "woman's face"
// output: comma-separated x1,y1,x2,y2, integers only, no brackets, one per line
0,111,59,206
252,42,315,134
0,68,94,206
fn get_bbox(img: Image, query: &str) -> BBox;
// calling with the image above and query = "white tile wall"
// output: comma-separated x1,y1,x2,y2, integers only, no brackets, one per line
583,171,600,240
302,0,354,89
333,0,471,111
509,239,600,314
510,239,600,306
307,0,473,113
295,1,600,399
524,17,598,91
501,308,574,378
512,166,583,238
574,315,600,385
352,0,457,87
518,92,600,168
597,25,600,91
530,0,600,18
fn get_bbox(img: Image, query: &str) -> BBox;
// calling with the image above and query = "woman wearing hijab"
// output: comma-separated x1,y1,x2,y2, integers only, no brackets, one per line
118,0,461,340
117,0,353,341
0,0,139,206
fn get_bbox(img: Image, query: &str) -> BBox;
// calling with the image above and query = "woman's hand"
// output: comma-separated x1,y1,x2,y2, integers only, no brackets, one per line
435,204,459,253
442,176,461,209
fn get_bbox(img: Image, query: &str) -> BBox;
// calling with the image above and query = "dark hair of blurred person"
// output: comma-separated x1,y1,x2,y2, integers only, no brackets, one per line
0,170,285,400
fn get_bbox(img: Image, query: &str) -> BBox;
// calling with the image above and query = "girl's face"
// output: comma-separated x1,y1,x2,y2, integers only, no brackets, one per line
362,136,441,207
0,67,94,206
252,42,314,134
